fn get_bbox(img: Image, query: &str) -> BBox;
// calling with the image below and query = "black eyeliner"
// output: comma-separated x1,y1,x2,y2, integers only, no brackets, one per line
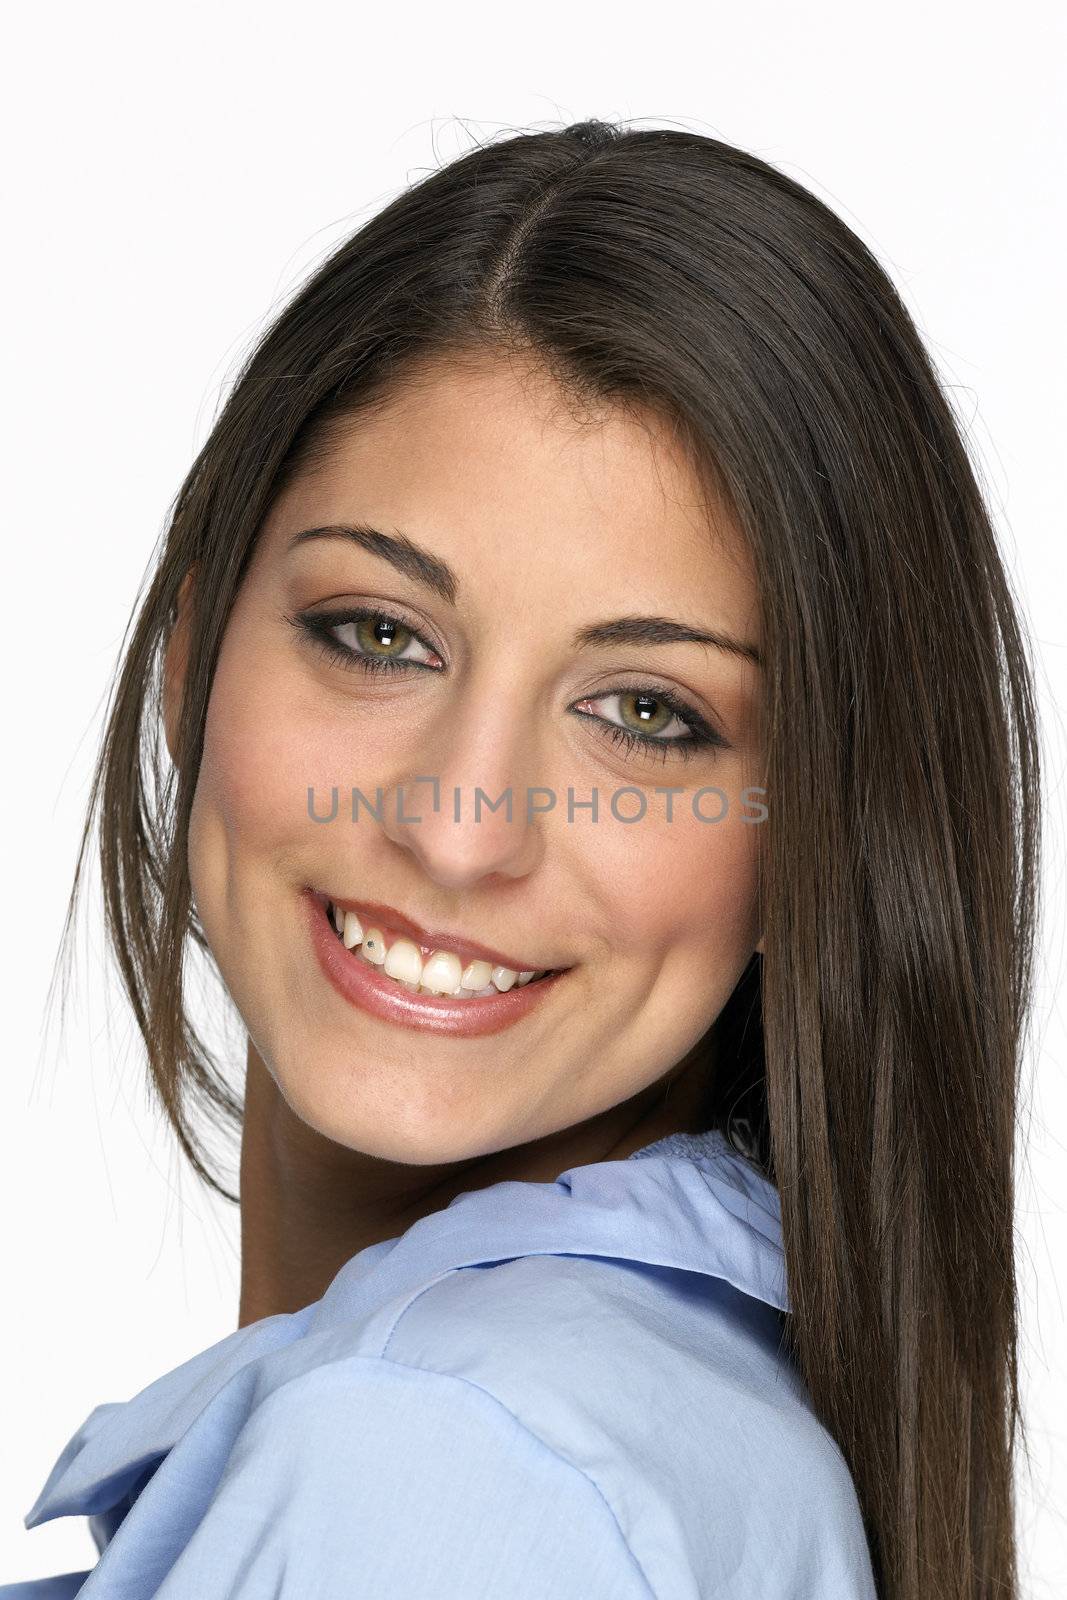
288,606,729,760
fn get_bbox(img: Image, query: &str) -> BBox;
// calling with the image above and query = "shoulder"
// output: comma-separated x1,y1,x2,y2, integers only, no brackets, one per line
160,1254,876,1598
376,1252,878,1599
154,1351,653,1599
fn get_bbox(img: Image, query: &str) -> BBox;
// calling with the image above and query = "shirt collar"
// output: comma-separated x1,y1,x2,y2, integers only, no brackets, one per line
25,1126,785,1531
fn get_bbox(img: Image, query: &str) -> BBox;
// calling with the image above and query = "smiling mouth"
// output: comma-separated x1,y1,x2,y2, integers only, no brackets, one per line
321,894,561,1000
303,888,570,1037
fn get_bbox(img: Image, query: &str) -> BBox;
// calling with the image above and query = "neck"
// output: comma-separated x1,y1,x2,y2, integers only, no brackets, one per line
236,1037,711,1329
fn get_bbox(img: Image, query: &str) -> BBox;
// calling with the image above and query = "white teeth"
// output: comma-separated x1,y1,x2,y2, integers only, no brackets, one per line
360,927,388,965
421,950,464,994
383,937,424,986
327,902,551,1000
460,959,493,991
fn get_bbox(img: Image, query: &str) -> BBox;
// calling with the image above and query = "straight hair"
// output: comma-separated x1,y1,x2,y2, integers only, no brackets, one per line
58,120,1042,1600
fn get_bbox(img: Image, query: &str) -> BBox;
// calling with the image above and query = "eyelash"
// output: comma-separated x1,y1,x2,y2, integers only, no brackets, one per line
290,607,728,764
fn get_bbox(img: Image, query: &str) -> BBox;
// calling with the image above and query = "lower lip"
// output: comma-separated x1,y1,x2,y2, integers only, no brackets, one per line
301,888,570,1038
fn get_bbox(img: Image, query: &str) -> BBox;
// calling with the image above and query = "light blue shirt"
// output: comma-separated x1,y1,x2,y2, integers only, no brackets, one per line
3,1129,877,1598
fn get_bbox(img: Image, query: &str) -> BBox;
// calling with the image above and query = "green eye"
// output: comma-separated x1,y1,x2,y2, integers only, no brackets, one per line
296,607,439,675
572,692,727,765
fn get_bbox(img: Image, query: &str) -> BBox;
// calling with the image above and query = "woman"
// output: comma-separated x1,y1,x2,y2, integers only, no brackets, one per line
4,119,1040,1600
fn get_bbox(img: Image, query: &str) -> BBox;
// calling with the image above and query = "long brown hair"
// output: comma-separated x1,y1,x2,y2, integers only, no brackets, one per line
55,120,1042,1600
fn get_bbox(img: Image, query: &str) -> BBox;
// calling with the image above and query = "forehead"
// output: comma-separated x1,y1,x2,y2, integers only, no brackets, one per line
265,351,759,637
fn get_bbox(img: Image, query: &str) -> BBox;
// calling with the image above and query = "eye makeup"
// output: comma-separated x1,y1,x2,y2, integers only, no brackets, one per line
288,604,730,765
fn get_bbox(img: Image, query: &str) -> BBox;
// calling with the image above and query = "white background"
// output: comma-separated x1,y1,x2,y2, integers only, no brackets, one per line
2,1,1065,1591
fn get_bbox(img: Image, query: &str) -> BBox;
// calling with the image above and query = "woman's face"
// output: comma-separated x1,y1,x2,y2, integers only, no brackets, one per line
176,353,765,1164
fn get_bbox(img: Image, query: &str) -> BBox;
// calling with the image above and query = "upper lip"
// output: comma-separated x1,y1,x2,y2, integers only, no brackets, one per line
312,889,564,975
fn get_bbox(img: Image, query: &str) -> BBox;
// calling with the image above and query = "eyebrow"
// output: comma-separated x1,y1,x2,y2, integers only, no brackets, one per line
288,522,764,670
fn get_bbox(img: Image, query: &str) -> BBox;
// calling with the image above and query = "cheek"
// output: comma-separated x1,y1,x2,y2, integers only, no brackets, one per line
593,799,762,968
187,626,322,912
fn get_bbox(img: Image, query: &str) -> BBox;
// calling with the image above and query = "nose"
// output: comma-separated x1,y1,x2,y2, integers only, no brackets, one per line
376,700,545,890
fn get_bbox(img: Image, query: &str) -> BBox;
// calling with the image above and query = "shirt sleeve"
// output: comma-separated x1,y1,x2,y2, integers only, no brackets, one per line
150,1355,653,1600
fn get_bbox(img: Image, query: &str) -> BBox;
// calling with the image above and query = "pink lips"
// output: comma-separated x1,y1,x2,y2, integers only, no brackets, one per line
301,888,569,1038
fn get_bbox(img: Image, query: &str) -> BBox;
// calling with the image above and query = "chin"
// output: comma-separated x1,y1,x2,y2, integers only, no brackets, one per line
268,1049,513,1168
